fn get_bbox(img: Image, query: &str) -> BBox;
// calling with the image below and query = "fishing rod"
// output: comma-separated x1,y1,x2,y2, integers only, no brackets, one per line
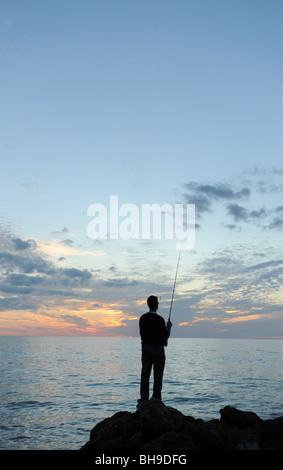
168,248,182,323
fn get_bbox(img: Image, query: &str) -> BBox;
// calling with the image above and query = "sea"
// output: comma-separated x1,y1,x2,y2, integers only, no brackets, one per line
0,336,282,450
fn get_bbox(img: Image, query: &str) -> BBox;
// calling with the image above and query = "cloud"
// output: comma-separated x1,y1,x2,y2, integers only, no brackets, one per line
242,166,283,177
266,216,283,230
168,238,283,338
60,239,74,246
104,277,139,287
246,259,283,271
36,238,104,259
0,228,146,335
0,231,94,311
0,297,36,311
52,227,70,234
51,313,92,329
6,273,45,286
223,224,239,231
183,182,251,214
62,267,92,281
1,195,283,338
186,182,251,200
226,203,266,223
181,175,283,232
249,208,266,218
226,203,248,221
184,193,211,213
0,251,53,274
220,313,270,324
12,238,37,250
0,283,33,295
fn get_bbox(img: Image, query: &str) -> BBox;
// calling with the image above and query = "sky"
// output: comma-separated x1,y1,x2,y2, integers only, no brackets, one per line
1,0,283,338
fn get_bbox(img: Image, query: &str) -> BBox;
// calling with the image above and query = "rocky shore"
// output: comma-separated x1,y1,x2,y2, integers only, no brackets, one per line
81,399,283,453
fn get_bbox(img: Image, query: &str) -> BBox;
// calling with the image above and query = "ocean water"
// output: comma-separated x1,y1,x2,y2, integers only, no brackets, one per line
0,336,282,450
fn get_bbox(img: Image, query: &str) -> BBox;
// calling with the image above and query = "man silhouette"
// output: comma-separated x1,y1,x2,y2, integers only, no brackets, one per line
138,295,172,405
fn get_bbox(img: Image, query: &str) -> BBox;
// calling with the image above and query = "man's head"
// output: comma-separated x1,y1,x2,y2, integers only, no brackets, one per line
147,295,159,312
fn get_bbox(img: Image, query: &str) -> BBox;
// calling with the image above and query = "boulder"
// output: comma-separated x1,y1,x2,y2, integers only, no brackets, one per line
138,398,188,440
259,416,283,450
194,419,227,450
80,400,283,453
220,405,262,429
141,430,198,453
225,426,261,450
82,411,141,453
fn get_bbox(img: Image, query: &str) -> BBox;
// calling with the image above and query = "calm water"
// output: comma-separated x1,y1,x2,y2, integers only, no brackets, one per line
0,336,282,450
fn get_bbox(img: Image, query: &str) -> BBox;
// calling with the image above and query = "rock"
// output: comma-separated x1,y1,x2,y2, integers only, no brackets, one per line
195,419,227,450
225,426,261,450
141,430,198,453
259,416,283,450
80,400,283,453
220,405,263,429
81,411,141,453
124,430,144,454
138,398,187,440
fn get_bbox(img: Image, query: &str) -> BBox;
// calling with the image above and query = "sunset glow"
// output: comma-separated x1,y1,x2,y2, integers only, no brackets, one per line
1,1,283,338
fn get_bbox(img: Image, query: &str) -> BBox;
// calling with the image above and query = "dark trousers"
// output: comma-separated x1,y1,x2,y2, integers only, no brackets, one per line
140,344,166,401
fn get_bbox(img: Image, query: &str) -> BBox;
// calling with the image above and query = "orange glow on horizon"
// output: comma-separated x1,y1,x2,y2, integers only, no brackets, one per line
221,314,264,323
0,299,139,336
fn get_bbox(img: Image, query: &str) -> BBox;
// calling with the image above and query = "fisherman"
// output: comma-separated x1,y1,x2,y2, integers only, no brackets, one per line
138,295,172,406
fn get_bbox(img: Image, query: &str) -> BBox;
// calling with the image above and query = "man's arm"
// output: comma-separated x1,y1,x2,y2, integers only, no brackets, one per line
166,320,172,339
161,318,172,346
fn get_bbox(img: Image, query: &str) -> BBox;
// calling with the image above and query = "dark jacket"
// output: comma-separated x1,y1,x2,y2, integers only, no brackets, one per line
139,312,168,346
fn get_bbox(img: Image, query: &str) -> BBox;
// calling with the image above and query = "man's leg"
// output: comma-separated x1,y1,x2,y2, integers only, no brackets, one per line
152,346,166,400
140,345,152,401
